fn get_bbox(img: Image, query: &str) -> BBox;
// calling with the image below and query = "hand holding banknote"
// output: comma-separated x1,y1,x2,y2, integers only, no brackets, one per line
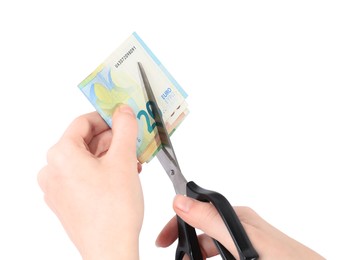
38,106,144,260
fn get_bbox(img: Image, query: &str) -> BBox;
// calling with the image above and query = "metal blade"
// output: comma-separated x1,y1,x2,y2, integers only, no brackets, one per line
138,62,187,194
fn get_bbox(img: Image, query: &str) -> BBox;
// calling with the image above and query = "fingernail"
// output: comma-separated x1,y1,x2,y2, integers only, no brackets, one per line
174,195,193,213
183,255,190,260
118,104,134,116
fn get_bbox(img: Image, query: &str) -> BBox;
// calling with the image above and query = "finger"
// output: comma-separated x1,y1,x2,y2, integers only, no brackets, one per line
63,112,109,145
137,162,142,173
105,105,138,160
173,195,238,258
182,255,190,260
177,234,220,259
155,216,178,247
197,233,220,258
87,129,112,156
155,217,221,258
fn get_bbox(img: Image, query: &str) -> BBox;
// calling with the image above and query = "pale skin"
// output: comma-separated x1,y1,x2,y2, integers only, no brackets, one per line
38,105,325,260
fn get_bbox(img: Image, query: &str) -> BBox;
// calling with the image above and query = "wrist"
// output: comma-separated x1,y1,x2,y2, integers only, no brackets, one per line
82,235,140,260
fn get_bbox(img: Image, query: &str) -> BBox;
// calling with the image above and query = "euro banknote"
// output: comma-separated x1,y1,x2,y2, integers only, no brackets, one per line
78,32,189,163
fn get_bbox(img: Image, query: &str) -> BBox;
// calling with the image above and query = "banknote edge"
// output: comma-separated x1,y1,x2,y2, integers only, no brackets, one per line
132,32,188,99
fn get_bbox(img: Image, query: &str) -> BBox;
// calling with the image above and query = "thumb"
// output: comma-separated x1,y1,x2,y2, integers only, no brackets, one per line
173,195,238,256
105,105,138,160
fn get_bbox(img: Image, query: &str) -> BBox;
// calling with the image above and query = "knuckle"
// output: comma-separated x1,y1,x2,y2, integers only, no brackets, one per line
234,206,258,224
73,114,90,126
70,114,93,135
237,206,256,216
37,165,62,197
46,144,61,165
46,142,71,169
37,166,48,191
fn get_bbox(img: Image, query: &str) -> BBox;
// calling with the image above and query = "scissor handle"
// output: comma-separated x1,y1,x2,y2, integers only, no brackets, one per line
176,216,235,260
175,181,259,260
175,216,203,260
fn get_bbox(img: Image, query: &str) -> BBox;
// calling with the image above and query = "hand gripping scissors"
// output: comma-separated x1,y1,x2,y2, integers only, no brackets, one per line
138,62,259,260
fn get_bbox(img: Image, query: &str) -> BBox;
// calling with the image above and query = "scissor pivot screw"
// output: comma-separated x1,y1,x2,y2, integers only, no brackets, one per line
170,170,175,176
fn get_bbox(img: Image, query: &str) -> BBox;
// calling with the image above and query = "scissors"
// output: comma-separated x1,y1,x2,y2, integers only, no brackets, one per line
138,62,259,260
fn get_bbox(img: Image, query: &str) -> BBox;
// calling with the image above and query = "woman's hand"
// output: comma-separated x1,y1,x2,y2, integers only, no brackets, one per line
38,105,143,260
156,195,325,260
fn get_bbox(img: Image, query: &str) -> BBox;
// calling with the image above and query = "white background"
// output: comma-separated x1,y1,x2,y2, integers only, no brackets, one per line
0,1,340,259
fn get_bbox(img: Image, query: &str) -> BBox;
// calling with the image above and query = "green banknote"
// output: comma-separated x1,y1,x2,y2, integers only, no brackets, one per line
78,32,189,163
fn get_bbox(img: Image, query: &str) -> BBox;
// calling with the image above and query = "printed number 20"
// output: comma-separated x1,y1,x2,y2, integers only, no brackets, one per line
137,101,159,133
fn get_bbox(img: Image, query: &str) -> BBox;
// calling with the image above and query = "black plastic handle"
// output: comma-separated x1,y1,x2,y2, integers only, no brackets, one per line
175,216,203,260
175,181,259,260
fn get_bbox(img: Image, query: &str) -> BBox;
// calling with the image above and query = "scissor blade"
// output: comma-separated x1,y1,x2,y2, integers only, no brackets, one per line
138,62,187,194
137,62,175,157
156,150,187,195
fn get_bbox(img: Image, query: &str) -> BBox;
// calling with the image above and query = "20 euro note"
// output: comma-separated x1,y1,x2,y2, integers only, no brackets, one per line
78,32,189,163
